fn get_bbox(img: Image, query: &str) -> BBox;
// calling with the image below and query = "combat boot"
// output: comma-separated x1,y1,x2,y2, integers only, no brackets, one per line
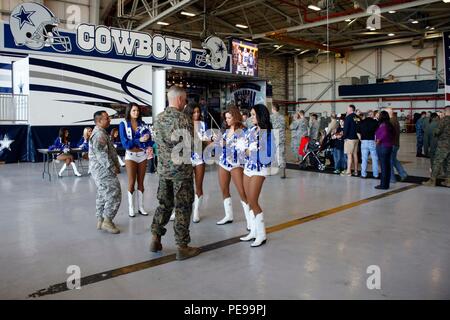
280,168,286,179
101,217,120,234
96,217,104,230
149,234,162,252
422,177,437,187
176,245,201,261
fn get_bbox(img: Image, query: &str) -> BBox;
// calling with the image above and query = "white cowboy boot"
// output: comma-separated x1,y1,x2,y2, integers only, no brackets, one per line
240,211,256,241
137,190,148,215
251,213,267,247
217,197,233,225
241,201,251,231
170,209,175,221
128,191,136,217
192,194,202,223
70,162,82,177
58,163,67,177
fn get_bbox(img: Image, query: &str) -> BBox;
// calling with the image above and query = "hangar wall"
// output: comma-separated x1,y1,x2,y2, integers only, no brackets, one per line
294,40,445,116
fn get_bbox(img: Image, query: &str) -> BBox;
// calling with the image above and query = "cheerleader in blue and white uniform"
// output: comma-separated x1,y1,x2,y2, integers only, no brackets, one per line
240,104,274,247
215,106,252,230
49,127,82,177
77,127,92,160
119,103,154,217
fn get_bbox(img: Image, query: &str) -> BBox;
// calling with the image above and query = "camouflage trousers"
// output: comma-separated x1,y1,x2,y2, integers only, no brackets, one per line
276,142,286,168
431,147,449,178
92,172,121,220
151,178,194,246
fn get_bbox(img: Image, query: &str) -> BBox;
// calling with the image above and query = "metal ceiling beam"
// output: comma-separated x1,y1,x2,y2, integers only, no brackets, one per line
133,0,199,31
261,2,302,25
253,0,443,39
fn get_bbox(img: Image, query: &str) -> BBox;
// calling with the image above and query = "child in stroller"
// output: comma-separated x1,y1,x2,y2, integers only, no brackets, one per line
298,131,333,171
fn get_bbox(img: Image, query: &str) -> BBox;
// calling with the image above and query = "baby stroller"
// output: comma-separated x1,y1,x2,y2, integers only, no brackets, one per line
298,133,333,171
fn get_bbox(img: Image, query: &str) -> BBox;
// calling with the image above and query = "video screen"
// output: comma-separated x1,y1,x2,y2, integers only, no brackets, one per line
231,39,258,77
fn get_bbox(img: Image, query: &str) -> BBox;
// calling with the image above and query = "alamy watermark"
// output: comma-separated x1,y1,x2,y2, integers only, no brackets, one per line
66,265,81,290
366,265,381,290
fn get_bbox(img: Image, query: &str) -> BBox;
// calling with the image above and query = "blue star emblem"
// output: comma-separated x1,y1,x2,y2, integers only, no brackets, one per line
216,41,225,55
12,6,35,29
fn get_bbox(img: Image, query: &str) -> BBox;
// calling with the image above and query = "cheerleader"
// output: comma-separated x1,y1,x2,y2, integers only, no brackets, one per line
119,103,154,217
77,127,92,160
240,104,274,247
110,128,126,167
215,106,251,230
48,127,82,177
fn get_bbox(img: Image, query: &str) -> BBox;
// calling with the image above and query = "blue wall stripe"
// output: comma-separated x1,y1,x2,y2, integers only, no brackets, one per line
29,58,152,97
0,63,12,70
0,87,13,93
30,84,125,104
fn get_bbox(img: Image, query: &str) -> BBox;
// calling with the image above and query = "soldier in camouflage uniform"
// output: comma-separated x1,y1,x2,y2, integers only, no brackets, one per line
270,105,286,178
150,86,201,260
423,106,450,187
89,111,121,234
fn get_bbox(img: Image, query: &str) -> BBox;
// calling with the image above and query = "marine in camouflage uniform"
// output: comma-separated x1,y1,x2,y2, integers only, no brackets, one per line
415,115,425,156
150,91,200,260
424,113,450,187
89,114,121,234
270,110,286,173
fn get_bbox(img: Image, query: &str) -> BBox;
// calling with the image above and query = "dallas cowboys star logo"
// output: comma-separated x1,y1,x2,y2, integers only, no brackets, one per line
0,134,14,152
12,6,35,29
216,41,225,56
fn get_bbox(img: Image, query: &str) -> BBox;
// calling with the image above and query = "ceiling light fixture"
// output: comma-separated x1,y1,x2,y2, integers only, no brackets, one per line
236,24,248,29
443,0,450,3
180,11,196,17
308,4,321,11
157,21,169,25
388,33,395,36
411,20,419,24
345,19,352,22
430,27,435,30
388,10,396,13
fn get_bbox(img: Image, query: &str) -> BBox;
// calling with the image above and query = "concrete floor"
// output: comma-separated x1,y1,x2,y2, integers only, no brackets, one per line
0,134,449,299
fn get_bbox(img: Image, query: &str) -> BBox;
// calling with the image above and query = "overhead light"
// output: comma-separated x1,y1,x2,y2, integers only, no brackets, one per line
345,19,352,22
430,27,435,30
388,33,395,36
180,11,196,17
443,0,450,3
157,21,169,25
411,20,419,24
273,44,282,48
308,4,321,11
295,48,302,51
388,10,396,13
235,24,248,29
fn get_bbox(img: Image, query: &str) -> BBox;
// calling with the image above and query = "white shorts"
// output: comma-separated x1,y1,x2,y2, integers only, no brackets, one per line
125,150,147,164
244,167,270,177
218,162,242,172
191,158,205,167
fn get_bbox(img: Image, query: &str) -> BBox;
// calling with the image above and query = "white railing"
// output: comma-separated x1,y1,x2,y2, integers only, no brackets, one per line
0,94,29,123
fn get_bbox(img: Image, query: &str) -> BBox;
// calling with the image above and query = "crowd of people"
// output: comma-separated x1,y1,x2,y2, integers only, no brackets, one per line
289,104,450,189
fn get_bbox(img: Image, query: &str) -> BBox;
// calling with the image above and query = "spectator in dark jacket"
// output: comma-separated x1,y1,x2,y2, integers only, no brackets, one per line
341,104,360,176
386,109,408,183
375,111,394,190
357,110,379,178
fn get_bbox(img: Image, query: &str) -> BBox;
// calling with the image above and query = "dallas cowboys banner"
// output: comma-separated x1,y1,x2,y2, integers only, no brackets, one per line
1,2,231,73
444,31,450,105
0,125,28,163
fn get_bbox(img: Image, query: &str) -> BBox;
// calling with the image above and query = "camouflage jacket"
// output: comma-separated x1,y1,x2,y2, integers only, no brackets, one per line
89,126,119,177
270,112,286,143
435,116,450,149
154,106,194,180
